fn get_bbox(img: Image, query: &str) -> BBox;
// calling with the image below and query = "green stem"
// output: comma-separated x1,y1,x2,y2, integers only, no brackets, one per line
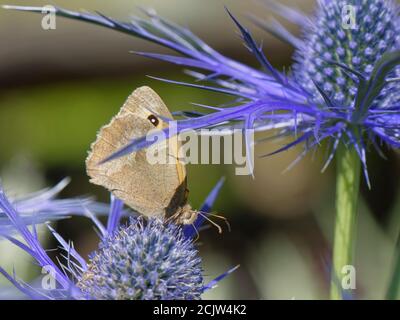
330,143,361,300
386,238,400,300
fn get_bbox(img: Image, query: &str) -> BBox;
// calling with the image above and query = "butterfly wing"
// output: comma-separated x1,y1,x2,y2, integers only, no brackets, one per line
86,86,187,217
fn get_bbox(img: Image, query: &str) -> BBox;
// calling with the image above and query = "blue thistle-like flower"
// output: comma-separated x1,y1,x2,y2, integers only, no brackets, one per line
0,178,233,299
5,1,400,185
78,217,203,300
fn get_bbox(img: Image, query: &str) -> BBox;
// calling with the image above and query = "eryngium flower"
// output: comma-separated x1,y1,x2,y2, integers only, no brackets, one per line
0,178,233,299
4,1,400,184
78,217,203,300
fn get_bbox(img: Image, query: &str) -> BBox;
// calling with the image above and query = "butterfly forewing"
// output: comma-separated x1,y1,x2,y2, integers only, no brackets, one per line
86,86,187,218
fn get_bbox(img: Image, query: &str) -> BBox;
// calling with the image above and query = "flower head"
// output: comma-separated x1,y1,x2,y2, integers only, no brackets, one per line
78,217,203,300
290,0,400,185
294,0,400,105
0,178,233,300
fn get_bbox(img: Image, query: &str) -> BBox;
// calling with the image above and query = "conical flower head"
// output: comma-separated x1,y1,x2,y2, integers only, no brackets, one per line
78,217,203,300
294,0,400,107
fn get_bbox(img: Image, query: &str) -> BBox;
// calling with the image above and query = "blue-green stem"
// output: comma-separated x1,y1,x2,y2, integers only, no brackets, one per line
330,143,361,300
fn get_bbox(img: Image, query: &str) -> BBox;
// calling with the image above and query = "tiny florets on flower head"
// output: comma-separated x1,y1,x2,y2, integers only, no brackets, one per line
78,217,203,300
294,0,400,107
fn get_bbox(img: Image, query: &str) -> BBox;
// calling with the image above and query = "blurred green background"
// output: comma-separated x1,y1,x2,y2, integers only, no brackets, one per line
1,0,400,299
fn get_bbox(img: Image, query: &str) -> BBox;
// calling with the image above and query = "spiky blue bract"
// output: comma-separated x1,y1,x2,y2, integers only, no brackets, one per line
78,217,203,300
5,1,400,184
0,178,112,236
0,182,76,297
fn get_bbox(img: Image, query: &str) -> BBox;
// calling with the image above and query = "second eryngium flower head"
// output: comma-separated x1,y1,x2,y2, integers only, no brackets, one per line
78,217,203,300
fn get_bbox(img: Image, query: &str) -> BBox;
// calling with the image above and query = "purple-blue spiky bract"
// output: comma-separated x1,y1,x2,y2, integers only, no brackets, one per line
6,1,400,185
78,217,203,300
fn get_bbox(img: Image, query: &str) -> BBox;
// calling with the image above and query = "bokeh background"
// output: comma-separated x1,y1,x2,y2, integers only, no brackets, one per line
1,0,400,299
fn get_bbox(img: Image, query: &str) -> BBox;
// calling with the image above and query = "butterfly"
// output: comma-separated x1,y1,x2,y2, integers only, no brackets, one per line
86,86,198,225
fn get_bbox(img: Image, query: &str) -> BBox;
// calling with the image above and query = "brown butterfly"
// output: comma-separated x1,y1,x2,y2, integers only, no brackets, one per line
86,86,198,225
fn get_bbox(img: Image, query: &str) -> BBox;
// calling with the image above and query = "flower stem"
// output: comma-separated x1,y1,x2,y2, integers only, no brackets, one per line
386,238,400,300
330,143,361,300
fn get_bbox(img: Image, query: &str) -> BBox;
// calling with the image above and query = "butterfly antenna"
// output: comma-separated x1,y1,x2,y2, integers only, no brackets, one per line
198,212,223,234
207,212,231,232
191,223,200,242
